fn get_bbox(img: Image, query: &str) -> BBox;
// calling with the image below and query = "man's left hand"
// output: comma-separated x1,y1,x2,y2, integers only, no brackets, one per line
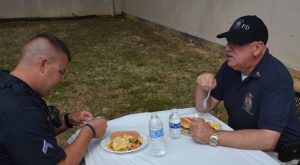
68,111,93,126
190,118,215,144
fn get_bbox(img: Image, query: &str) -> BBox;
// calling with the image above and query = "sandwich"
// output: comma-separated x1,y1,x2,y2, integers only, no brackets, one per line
204,119,222,131
180,117,222,135
180,117,193,135
107,131,144,151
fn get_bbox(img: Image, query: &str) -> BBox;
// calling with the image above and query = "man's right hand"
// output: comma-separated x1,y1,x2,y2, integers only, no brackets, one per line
195,72,218,112
196,72,217,91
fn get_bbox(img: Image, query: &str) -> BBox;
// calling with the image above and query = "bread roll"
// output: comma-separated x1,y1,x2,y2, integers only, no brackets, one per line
180,117,192,135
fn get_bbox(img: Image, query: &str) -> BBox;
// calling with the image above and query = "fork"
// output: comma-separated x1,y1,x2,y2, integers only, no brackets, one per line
202,90,211,110
81,116,105,125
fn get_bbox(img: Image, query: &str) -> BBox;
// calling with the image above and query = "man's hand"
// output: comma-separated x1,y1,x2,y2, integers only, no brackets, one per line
68,110,93,126
58,115,107,165
195,72,219,112
190,118,215,144
67,110,107,138
196,72,216,91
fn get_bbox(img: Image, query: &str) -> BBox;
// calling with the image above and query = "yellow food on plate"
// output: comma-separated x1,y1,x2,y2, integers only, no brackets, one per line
204,119,222,131
180,117,222,135
107,131,144,151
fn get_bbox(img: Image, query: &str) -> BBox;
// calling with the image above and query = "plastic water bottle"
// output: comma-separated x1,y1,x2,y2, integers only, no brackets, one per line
169,110,181,139
149,113,167,157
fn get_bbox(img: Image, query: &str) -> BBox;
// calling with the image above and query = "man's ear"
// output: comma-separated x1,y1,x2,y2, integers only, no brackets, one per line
38,58,48,73
253,41,265,57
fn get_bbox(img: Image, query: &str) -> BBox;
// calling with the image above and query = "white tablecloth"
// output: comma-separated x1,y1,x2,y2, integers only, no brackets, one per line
68,107,280,165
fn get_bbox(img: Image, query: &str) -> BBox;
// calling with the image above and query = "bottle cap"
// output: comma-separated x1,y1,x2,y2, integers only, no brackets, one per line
151,113,158,118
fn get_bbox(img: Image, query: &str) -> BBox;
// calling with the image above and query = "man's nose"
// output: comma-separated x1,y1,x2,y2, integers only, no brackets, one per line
225,44,232,52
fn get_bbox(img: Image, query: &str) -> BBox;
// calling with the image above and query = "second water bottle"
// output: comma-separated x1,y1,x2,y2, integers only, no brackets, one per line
169,110,181,139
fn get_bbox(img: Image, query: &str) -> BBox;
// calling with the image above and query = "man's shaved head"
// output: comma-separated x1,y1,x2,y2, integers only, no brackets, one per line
19,32,71,66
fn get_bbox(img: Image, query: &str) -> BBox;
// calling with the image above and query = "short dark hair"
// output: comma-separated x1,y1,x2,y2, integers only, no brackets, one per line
29,32,71,62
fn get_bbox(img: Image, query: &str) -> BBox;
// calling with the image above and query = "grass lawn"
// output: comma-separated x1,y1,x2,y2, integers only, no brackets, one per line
0,16,227,147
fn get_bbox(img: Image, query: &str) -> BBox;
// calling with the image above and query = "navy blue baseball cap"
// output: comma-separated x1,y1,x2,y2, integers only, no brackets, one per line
217,15,268,45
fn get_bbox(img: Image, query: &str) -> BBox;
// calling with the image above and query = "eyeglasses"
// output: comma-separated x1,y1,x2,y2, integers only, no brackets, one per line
226,41,262,50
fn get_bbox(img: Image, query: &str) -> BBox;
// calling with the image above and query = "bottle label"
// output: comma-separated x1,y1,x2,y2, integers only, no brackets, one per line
150,128,164,138
169,122,181,129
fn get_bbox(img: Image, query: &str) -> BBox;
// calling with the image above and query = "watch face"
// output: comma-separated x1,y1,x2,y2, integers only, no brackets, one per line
209,134,218,146
210,138,217,145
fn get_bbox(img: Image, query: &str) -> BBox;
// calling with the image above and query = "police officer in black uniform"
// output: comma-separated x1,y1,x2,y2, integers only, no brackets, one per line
0,32,107,165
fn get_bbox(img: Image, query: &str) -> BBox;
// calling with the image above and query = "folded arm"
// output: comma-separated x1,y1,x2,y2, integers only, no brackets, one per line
57,117,107,165
217,129,280,151
191,119,280,151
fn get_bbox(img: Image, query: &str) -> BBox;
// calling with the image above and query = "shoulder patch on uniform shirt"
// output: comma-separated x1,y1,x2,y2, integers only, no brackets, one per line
42,139,54,154
243,93,254,116
0,83,11,89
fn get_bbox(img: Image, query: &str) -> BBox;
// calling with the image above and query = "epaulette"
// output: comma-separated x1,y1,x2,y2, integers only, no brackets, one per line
0,83,12,89
25,87,38,97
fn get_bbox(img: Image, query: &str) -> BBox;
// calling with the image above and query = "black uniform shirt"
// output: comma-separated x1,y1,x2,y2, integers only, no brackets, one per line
0,71,66,165
211,49,300,148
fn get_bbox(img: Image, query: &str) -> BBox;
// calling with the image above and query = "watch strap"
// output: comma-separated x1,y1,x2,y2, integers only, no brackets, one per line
64,113,73,128
84,123,96,138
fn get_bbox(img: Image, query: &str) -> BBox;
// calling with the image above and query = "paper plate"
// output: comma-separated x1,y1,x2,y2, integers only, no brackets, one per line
101,132,148,154
180,114,222,131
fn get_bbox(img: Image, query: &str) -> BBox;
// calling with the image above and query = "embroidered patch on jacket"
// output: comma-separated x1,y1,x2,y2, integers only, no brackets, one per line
42,140,54,154
243,93,254,115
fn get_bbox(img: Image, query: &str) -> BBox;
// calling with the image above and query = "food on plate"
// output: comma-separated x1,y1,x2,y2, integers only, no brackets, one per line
106,131,144,151
180,117,222,135
180,117,193,135
204,119,222,131
110,131,140,139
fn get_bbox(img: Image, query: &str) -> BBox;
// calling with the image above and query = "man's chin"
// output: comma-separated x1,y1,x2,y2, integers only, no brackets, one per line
226,60,233,66
226,61,238,70
42,90,52,97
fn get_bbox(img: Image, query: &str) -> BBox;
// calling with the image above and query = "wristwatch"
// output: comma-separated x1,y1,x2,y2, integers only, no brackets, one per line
64,113,73,128
209,132,219,146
